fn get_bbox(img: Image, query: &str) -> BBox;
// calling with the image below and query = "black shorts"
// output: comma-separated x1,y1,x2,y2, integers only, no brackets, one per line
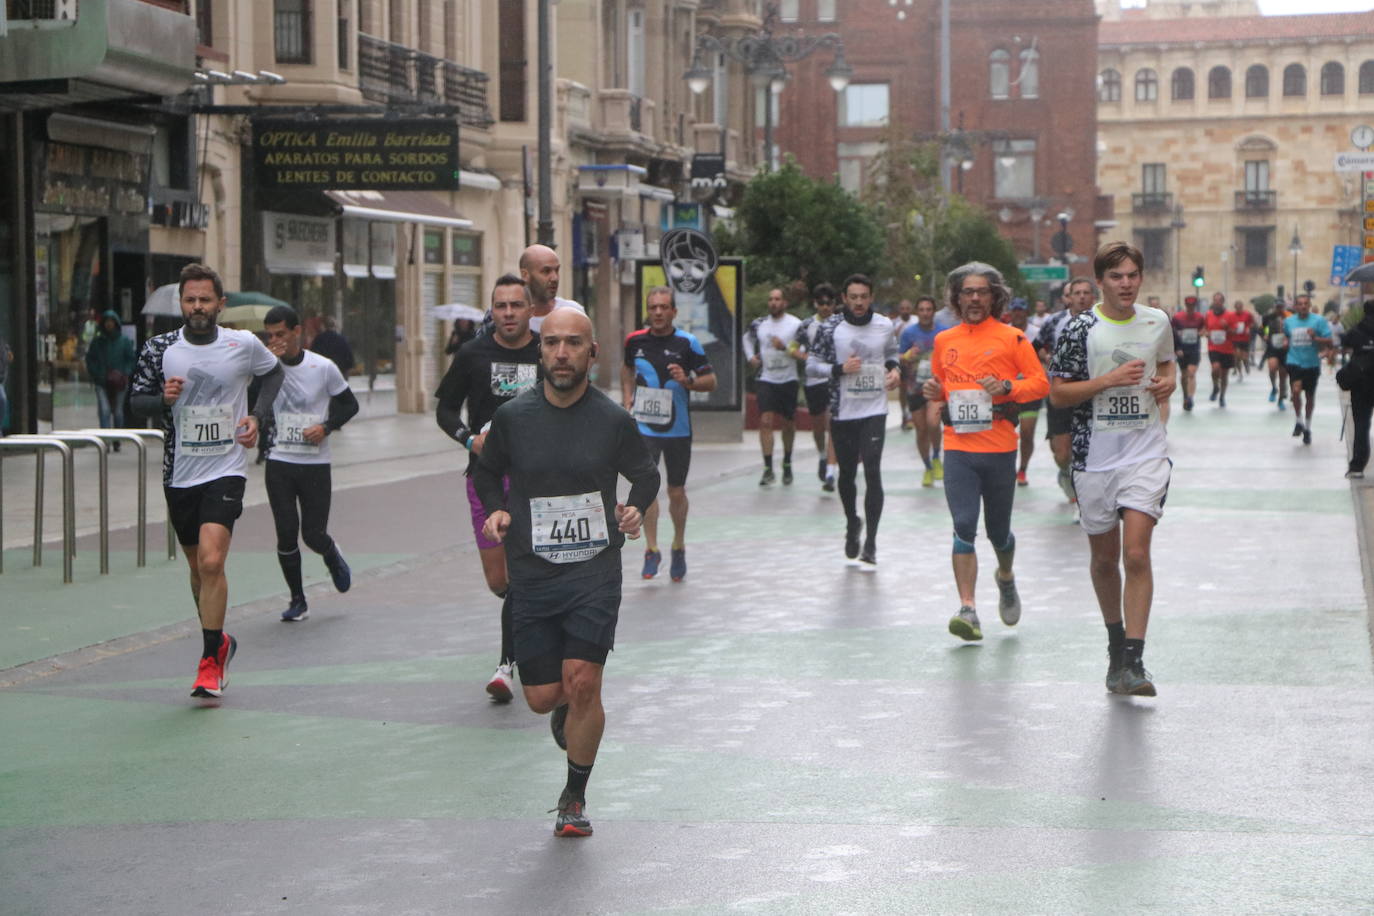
1265,347,1289,364
1046,404,1073,438
165,475,246,546
645,435,692,488
1288,365,1320,392
756,380,799,420
1019,399,1044,417
1209,351,1235,370
906,391,928,412
512,564,622,685
1178,347,1201,368
803,382,831,417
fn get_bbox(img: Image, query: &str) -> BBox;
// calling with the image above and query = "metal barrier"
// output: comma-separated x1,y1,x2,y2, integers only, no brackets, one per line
0,437,76,582
8,432,108,574
74,429,159,567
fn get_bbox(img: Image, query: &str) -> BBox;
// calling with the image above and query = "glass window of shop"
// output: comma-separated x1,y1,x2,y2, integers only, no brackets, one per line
337,222,397,387
424,227,482,391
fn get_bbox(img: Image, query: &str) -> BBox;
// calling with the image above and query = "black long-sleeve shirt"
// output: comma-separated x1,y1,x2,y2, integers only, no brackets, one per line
473,384,660,583
434,333,542,474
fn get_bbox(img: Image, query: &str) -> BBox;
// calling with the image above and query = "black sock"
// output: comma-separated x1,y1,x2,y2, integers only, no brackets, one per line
1106,621,1126,661
763,455,773,470
277,548,304,599
499,592,515,668
1121,638,1145,667
783,450,792,466
202,628,223,659
564,758,593,801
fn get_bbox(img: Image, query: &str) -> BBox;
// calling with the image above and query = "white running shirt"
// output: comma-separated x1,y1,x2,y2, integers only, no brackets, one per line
745,313,803,384
269,350,350,466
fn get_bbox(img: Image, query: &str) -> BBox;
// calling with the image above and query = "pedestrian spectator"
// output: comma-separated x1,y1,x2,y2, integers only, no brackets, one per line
309,315,355,378
1338,301,1374,480
445,318,477,356
83,310,135,448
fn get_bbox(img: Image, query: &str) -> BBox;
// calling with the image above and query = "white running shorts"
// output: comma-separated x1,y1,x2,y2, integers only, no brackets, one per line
1072,456,1172,535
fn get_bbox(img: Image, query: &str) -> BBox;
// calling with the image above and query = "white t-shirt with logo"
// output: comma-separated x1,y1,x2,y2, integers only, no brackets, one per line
745,313,803,384
530,297,587,334
163,328,279,488
269,350,350,466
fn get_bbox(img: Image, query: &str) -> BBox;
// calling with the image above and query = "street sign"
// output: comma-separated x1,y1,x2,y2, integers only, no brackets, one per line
1020,263,1068,284
1335,152,1374,172
1332,244,1362,286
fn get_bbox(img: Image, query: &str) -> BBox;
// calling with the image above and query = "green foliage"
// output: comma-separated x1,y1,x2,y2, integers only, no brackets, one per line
1251,293,1276,316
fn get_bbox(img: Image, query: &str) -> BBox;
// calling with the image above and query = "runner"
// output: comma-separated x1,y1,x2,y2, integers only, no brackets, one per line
1204,293,1234,407
1035,277,1097,502
1170,295,1206,411
898,296,942,487
1229,298,1256,379
473,308,660,839
1284,294,1333,445
1260,302,1290,410
923,262,1048,640
621,285,716,582
1049,241,1175,697
128,263,282,700
261,305,359,623
806,274,900,563
892,298,916,430
743,288,804,485
476,244,585,339
1006,299,1042,486
794,282,840,490
435,274,542,702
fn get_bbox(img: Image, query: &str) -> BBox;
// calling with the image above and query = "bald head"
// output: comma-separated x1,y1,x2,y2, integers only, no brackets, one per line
540,307,595,397
541,306,593,340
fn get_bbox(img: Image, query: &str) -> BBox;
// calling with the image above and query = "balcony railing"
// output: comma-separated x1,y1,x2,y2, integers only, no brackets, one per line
1131,191,1173,213
5,0,79,25
359,33,493,127
1235,189,1277,210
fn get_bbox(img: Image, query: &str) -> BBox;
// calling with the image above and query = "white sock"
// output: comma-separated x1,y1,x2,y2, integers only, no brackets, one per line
827,463,838,479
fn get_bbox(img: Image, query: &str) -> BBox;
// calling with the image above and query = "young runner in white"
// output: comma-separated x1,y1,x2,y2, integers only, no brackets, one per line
1049,242,1176,697
744,289,804,485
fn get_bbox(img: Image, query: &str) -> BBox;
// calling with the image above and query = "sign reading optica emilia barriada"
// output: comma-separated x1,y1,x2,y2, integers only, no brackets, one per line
251,118,460,191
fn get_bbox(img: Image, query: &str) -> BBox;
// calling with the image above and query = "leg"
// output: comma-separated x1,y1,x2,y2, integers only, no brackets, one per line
1051,433,1071,472
831,420,861,522
666,485,689,549
560,658,606,768
296,465,336,557
942,451,983,608
759,412,775,461
781,417,796,460
913,406,932,467
1018,414,1037,475
93,385,113,429
1086,526,1124,626
643,499,661,553
265,461,306,602
1291,376,1306,422
859,416,886,550
812,410,828,455
193,523,233,631
1350,388,1373,473
980,451,1018,579
1304,378,1317,425
1119,509,1156,640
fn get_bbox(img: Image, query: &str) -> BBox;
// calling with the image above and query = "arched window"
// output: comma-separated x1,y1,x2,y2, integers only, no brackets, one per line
1283,63,1306,96
1135,68,1158,102
1099,68,1121,102
1018,47,1039,99
1360,61,1374,94
1171,67,1194,100
1245,65,1268,98
1208,66,1231,99
990,49,1010,99
1321,61,1345,96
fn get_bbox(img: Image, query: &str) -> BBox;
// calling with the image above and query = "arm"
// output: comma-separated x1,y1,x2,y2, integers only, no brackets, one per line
883,325,901,389
674,338,717,393
620,361,638,410
324,388,360,432
472,413,511,515
805,323,838,380
616,413,661,517
434,352,473,446
1007,334,1050,401
250,363,285,425
128,338,168,419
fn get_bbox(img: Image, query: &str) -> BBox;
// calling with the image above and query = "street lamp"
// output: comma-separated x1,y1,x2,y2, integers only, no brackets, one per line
1288,226,1303,301
684,6,852,172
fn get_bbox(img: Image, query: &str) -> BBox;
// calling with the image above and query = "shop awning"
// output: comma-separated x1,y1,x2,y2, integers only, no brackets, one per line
325,190,473,230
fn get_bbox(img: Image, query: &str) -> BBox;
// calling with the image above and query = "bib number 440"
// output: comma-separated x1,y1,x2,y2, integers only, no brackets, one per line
547,516,594,544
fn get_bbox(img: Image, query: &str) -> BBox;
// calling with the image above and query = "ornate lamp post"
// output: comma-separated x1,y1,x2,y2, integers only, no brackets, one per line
1289,226,1303,300
684,6,852,172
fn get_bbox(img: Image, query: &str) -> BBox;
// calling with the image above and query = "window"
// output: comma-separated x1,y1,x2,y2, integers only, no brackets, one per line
778,0,799,21
993,139,1035,199
1135,68,1158,102
1018,48,1039,99
1171,68,1194,100
838,83,889,127
1142,163,1166,195
1283,63,1306,96
1244,159,1270,192
274,0,312,64
1208,66,1231,99
1099,69,1121,102
1245,65,1268,98
1239,227,1272,268
1321,61,1344,96
627,8,645,98
338,1,350,70
1360,61,1374,95
1136,229,1169,271
990,49,1010,100
498,0,526,121
195,0,213,46
837,141,882,193
817,0,836,21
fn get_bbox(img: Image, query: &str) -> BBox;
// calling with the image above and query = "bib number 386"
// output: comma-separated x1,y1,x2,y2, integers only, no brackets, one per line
530,492,610,564
1093,386,1153,431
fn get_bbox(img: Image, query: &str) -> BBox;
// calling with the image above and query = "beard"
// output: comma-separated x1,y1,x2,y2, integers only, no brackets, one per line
548,364,588,391
185,312,216,333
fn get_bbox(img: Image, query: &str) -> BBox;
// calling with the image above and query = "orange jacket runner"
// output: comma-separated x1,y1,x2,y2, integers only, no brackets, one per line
932,318,1050,453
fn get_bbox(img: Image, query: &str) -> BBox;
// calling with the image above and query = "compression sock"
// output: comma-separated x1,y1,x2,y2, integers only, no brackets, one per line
783,450,793,466
1121,638,1145,668
499,592,515,667
921,454,932,470
277,548,305,599
565,759,594,802
1106,621,1126,660
202,628,223,659
763,455,774,471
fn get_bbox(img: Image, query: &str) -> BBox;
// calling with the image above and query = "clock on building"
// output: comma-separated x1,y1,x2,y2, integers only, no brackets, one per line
1352,125,1374,151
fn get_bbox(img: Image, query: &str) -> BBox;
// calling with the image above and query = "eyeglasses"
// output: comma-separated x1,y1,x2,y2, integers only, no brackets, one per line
958,288,993,299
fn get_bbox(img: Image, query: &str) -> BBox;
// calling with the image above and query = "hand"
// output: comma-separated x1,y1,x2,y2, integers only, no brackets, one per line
615,503,642,538
667,363,688,384
842,355,863,375
770,337,785,350
163,376,185,405
302,424,328,445
267,337,288,358
901,346,918,363
748,355,761,370
1107,359,1147,388
922,377,944,401
482,510,511,544
469,431,487,455
1145,373,1176,404
977,376,1004,396
884,368,901,391
235,416,258,449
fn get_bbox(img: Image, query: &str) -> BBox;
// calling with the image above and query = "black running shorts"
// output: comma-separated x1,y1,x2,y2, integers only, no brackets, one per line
1177,347,1201,368
803,382,831,417
644,435,692,488
1209,351,1235,370
1045,404,1073,438
756,380,799,420
511,564,622,683
165,475,246,546
1288,365,1320,393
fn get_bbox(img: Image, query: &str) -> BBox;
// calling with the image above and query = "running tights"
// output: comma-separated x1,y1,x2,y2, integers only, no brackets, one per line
831,415,887,538
942,449,1017,550
265,460,336,556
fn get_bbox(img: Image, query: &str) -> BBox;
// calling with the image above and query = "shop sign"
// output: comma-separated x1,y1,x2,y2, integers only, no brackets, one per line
263,211,335,276
252,118,460,191
35,141,148,216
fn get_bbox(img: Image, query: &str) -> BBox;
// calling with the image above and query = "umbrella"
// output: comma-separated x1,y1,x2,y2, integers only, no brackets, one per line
218,304,276,331
431,303,486,322
142,283,182,317
225,291,291,309
1346,263,1374,285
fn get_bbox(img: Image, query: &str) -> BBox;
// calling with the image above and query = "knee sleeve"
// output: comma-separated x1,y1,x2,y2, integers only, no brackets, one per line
953,534,976,554
994,532,1016,556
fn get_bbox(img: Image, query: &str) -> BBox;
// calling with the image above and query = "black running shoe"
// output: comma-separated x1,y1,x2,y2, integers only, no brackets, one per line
759,468,776,486
1116,659,1156,697
1292,422,1304,438
1303,427,1312,445
782,463,794,485
844,516,862,559
822,474,836,492
859,539,876,565
280,596,309,622
818,457,827,482
552,790,592,838
324,546,352,593
550,703,569,750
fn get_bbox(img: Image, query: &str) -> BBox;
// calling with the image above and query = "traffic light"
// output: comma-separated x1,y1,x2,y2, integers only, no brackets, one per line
1191,266,1205,288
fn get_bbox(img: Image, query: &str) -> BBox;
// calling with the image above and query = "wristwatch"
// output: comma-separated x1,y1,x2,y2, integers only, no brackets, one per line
1001,379,1012,395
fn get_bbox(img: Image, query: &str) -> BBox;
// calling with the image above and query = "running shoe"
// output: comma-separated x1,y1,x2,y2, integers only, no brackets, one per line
1277,397,1286,410
553,791,593,838
822,474,836,492
948,606,982,641
670,547,687,582
922,468,934,488
1105,655,1124,694
1302,427,1312,445
1268,389,1277,402
996,574,1021,626
1183,396,1193,411
1218,395,1226,408
1209,387,1218,402
641,549,661,579
859,538,876,565
550,703,569,750
1292,422,1304,438
191,634,237,698
280,596,309,622
759,468,776,486
782,463,794,485
1115,659,1156,697
844,516,862,560
1347,469,1365,480
324,545,352,593
818,457,827,482
1016,471,1028,487
932,457,944,481
485,663,515,702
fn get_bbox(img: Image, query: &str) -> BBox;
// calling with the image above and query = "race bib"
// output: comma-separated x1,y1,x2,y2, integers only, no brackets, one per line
1093,386,1155,432
948,387,993,434
914,355,934,380
1270,333,1287,349
631,387,674,425
530,492,610,564
490,362,538,397
763,346,793,373
1290,326,1311,348
178,404,234,457
274,411,321,455
1209,330,1228,346
1179,328,1199,345
844,363,886,398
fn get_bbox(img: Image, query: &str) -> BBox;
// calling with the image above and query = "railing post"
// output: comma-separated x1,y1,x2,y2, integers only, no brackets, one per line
76,430,150,567
0,438,76,582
